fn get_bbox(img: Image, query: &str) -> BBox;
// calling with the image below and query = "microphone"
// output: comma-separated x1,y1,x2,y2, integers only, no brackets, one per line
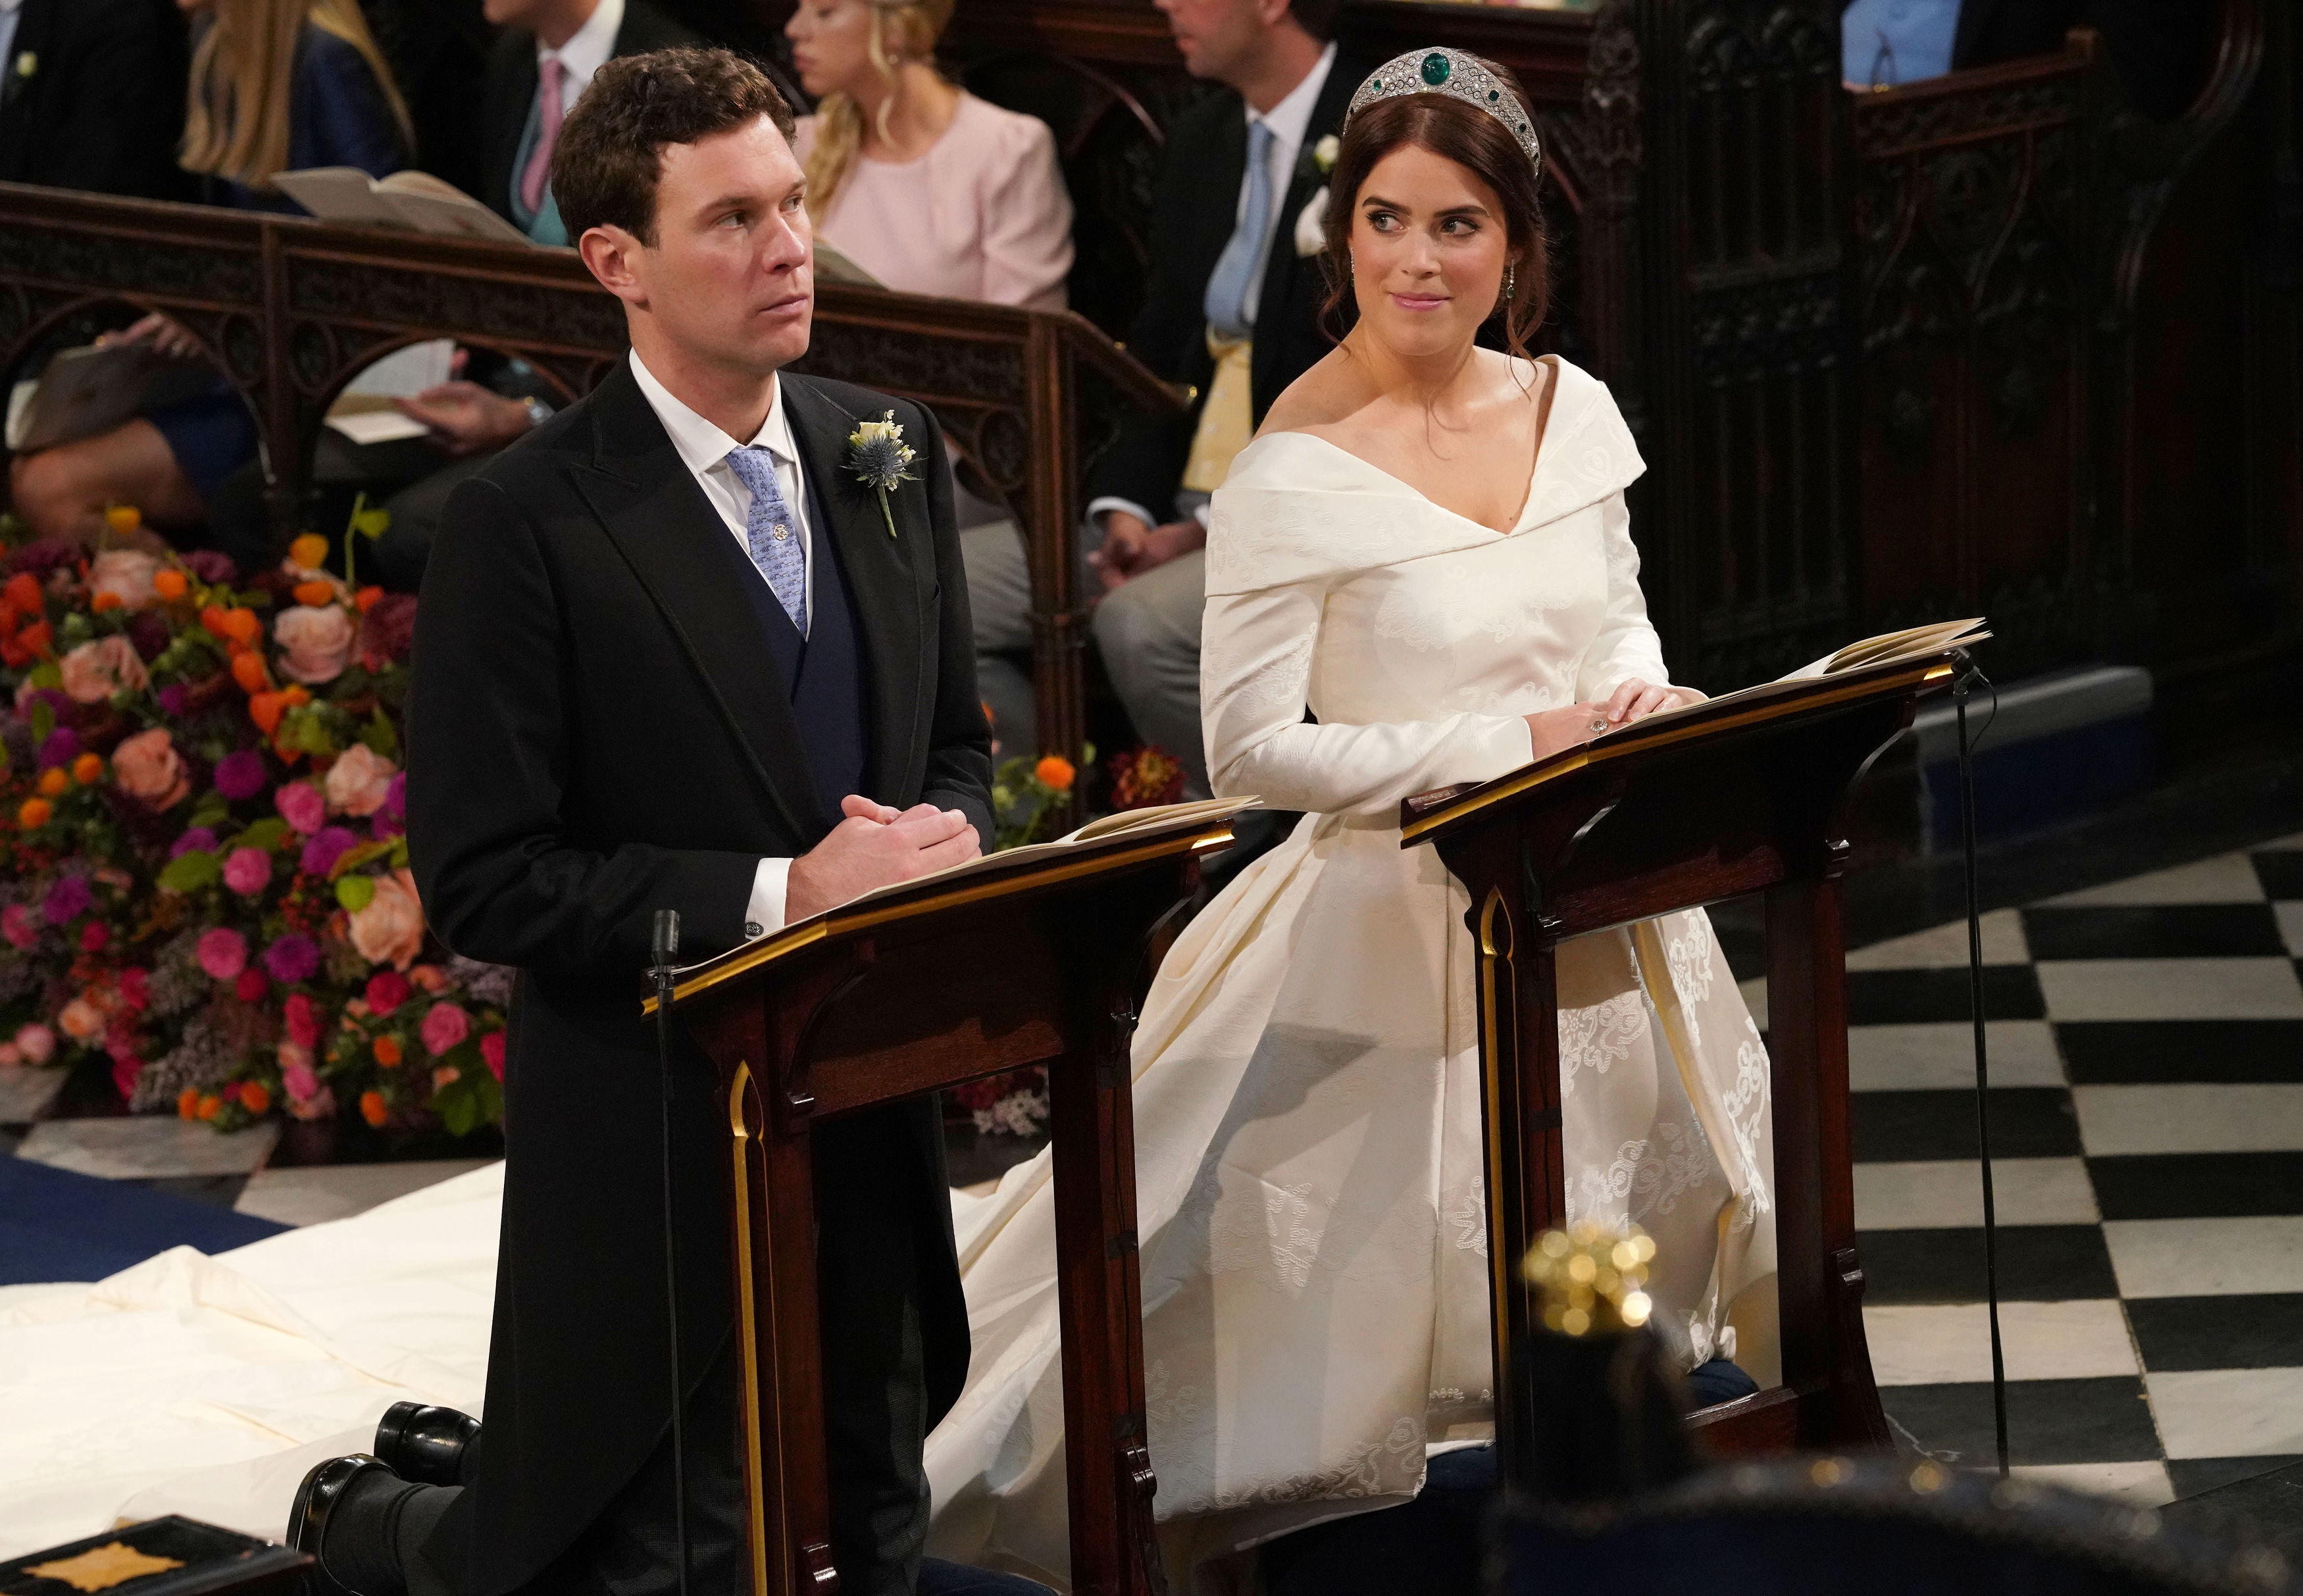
649,910,691,1596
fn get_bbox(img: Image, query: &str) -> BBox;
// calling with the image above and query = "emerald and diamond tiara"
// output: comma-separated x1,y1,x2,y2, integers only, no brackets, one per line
1344,48,1542,178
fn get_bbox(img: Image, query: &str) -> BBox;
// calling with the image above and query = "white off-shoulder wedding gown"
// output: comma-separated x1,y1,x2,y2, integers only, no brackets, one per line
925,358,1777,1590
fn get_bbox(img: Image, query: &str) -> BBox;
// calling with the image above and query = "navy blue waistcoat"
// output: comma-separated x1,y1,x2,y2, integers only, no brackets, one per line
706,475,872,835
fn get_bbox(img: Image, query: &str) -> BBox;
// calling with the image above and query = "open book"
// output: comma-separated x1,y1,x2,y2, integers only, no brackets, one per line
679,796,1259,974
813,242,881,287
1597,617,1989,738
4,341,221,453
274,168,533,247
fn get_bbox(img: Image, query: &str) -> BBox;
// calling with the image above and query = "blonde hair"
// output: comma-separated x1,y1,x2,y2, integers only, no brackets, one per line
801,0,954,218
182,0,415,189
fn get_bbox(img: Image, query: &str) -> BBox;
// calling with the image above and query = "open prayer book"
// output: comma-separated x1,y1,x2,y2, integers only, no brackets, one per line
678,796,1260,973
1596,617,1989,737
274,168,533,246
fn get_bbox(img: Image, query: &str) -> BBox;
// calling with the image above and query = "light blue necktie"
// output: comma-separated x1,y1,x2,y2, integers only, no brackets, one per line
722,445,807,635
1203,120,1276,340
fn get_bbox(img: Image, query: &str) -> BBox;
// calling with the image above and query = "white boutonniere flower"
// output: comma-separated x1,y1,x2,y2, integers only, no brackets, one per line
844,410,917,538
1292,136,1341,258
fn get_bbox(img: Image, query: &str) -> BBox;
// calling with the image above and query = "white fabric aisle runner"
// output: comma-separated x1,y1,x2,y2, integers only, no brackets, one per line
0,1164,1006,1561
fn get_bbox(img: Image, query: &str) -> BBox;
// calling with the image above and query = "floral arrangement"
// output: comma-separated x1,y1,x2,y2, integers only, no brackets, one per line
0,507,509,1138
990,748,1078,851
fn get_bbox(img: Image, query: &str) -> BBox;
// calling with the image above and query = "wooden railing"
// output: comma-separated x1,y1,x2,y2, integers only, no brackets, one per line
0,184,1182,773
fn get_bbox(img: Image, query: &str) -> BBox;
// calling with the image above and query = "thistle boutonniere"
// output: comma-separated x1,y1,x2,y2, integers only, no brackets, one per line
844,411,917,538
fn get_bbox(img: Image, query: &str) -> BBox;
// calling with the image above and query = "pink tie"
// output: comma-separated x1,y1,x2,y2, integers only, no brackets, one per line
520,57,566,216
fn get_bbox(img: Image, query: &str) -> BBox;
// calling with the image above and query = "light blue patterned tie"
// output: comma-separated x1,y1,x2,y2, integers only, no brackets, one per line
722,445,807,635
1203,120,1275,340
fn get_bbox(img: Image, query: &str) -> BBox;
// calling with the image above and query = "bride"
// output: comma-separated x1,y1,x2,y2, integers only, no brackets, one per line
927,49,1777,1589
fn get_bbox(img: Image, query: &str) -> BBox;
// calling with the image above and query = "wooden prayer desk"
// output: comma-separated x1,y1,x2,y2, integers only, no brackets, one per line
1401,656,1961,1464
653,812,1242,1595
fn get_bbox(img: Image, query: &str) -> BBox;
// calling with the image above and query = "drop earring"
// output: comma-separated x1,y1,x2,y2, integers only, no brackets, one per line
1505,264,1516,299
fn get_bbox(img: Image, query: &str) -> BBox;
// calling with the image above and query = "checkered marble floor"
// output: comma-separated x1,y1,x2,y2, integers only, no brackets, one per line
1796,832,2303,1505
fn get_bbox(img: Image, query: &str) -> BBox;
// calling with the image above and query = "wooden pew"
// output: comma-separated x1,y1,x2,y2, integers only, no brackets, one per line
0,185,1181,774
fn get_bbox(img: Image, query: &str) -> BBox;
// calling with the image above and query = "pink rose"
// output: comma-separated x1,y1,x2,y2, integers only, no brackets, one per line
274,603,356,686
222,846,272,897
420,1001,470,1057
480,1030,505,1081
59,635,149,703
274,780,327,835
89,549,161,611
1,905,36,949
112,727,190,810
324,743,399,818
0,1043,18,1066
348,866,424,970
278,1043,318,1103
197,926,248,980
288,1083,336,1121
14,1024,55,1064
57,996,105,1041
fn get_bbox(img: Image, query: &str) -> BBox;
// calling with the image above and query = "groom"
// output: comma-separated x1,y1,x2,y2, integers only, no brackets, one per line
301,47,997,1596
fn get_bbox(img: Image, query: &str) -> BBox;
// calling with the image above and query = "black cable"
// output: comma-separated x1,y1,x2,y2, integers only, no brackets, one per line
1951,654,2010,1478
651,910,692,1596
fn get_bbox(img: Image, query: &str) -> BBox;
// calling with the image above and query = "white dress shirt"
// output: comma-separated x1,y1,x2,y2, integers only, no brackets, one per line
626,349,815,938
1088,41,1336,534
540,0,622,109
0,0,24,101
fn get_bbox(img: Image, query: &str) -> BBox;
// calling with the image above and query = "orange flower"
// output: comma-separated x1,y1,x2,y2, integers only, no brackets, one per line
3,572,41,613
103,505,141,534
282,684,311,709
230,651,270,693
70,753,103,785
354,586,384,614
373,1034,403,1067
152,568,189,601
178,1087,201,1119
1034,755,1076,792
37,767,68,797
90,590,123,613
288,534,330,570
221,607,262,644
359,1089,388,1127
249,691,287,734
196,1093,222,1121
238,1080,271,1115
16,798,51,830
293,580,336,609
200,604,230,638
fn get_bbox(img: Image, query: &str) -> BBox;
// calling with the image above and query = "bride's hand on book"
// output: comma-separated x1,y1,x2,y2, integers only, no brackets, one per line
1598,678,1703,727
1525,705,1613,761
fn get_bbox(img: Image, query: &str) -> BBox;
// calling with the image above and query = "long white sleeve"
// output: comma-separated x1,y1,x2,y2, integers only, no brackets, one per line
1574,490,1673,701
1202,581,1536,820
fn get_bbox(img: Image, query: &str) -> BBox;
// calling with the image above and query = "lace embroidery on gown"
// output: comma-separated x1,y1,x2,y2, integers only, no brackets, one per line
923,358,1778,1593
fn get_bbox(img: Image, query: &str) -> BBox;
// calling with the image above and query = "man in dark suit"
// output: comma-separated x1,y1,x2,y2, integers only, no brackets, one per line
292,47,1005,1596
975,0,1365,797
477,0,699,244
0,0,187,199
1842,0,2209,119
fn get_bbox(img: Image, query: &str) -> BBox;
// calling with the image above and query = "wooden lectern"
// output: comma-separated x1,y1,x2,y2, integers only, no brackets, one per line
1400,655,1962,1465
651,812,1242,1595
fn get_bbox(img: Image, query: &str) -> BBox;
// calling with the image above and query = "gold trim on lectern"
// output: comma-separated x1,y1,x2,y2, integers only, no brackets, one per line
727,1062,774,1595
645,824,1238,1014
1402,661,1954,846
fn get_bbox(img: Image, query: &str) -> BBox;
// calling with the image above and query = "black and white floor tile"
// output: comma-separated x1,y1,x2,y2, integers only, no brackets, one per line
1802,832,2303,1505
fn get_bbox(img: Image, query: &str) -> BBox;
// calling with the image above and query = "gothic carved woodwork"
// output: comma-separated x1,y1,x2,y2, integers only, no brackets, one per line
0,184,1180,777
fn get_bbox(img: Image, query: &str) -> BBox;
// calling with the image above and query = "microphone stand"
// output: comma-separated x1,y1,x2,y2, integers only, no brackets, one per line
1950,653,2010,1479
650,910,692,1596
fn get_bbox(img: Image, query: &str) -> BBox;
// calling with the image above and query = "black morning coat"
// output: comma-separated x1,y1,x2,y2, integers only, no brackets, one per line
1084,48,1376,526
404,360,992,1595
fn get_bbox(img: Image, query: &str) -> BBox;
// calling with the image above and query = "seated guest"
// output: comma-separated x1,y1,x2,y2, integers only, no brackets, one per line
1843,0,2210,118
787,0,1074,753
478,0,698,245
967,0,1359,792
0,0,190,199
7,0,410,549
786,0,1074,310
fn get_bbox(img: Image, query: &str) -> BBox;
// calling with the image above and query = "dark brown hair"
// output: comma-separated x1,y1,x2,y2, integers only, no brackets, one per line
1289,0,1341,42
1319,59,1551,358
552,47,797,245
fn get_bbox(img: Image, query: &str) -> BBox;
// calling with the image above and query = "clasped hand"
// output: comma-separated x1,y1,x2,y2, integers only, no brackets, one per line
1525,678,1704,761
786,795,981,922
